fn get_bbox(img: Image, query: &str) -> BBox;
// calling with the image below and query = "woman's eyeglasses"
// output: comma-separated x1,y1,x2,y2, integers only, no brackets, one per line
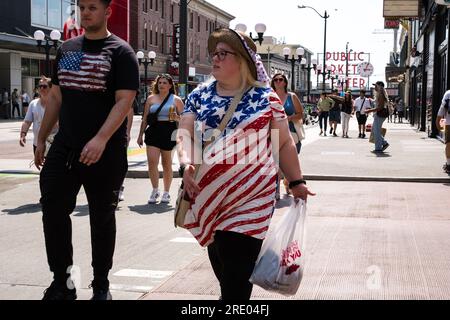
209,50,236,61
39,85,48,89
273,78,285,82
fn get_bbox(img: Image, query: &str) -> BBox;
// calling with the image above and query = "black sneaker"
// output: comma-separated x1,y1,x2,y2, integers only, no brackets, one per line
362,133,366,138
381,143,390,151
333,132,337,137
42,281,77,300
329,128,333,134
89,280,112,300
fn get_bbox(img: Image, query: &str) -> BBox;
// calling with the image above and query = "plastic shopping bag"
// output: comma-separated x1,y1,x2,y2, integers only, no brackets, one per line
249,199,306,296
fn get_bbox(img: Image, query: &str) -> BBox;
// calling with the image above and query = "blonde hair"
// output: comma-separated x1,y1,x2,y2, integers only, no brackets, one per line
237,54,265,91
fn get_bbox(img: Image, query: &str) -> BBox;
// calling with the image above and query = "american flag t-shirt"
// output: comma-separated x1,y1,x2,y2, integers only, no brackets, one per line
58,51,111,92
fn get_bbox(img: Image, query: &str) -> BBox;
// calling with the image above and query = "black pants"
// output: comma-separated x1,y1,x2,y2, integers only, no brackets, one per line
207,230,263,300
12,103,20,118
318,111,329,131
39,138,128,283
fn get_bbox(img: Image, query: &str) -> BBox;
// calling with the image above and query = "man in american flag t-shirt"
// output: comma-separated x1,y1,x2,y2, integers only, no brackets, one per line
35,0,139,301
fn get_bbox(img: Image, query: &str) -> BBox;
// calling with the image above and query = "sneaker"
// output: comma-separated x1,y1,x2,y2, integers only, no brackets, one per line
89,280,112,300
148,189,160,204
161,192,171,203
329,128,333,134
443,164,450,174
362,133,366,139
319,131,323,136
381,143,390,151
118,186,124,202
333,132,337,137
42,281,77,300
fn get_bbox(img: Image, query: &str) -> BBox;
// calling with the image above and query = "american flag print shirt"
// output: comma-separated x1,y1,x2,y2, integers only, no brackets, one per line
182,81,287,246
57,51,111,92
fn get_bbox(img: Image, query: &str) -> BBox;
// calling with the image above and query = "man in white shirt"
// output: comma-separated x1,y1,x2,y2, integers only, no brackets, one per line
354,89,372,138
436,90,450,174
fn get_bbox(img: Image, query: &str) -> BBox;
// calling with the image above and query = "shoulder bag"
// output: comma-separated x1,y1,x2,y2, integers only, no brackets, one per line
146,94,172,127
174,88,248,228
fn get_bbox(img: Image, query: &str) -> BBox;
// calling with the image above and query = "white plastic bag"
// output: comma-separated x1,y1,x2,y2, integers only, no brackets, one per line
250,199,306,296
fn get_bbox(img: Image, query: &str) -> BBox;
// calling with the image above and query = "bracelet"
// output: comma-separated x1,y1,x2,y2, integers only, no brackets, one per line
288,179,307,189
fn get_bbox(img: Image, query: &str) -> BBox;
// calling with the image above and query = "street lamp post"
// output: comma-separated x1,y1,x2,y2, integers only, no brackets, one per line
298,5,330,91
301,58,317,103
136,50,156,99
345,42,353,90
283,47,304,92
235,23,267,45
33,29,61,76
316,64,323,89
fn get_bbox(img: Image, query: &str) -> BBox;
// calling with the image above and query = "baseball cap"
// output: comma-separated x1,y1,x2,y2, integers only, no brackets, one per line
372,81,385,87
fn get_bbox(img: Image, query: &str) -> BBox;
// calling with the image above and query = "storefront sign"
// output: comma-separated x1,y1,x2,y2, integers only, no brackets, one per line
384,19,400,29
383,0,420,18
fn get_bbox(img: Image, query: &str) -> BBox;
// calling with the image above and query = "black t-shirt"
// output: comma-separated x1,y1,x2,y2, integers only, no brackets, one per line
53,34,139,149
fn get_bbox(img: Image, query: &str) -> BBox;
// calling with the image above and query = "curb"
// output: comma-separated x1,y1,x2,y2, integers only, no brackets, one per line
3,170,449,184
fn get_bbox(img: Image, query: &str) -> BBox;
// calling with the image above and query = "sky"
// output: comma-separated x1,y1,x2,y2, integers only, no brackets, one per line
206,0,396,85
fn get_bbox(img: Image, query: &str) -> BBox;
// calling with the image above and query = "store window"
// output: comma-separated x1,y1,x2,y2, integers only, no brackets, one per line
21,58,41,77
31,0,75,30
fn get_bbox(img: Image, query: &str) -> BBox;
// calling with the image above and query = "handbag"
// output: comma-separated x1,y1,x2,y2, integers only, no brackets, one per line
369,127,387,143
249,199,307,296
174,88,248,228
291,119,305,144
146,94,172,127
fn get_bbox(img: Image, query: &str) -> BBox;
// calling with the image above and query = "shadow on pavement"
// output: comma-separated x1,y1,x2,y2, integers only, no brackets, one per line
73,204,89,217
370,151,392,158
128,203,173,215
2,203,41,215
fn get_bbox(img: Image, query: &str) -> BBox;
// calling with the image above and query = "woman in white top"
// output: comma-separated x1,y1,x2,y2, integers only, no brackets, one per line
20,76,58,154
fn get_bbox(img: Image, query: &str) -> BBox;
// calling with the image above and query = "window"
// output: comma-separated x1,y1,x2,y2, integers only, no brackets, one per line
170,3,174,22
189,11,194,29
161,31,165,53
143,0,148,12
150,0,153,10
31,0,76,30
22,58,41,77
150,26,153,45
161,0,165,18
197,16,200,32
206,19,208,32
155,0,158,11
155,27,158,47
144,23,148,50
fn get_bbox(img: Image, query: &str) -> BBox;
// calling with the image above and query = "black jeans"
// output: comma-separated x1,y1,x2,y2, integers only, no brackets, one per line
207,230,263,300
39,138,127,283
318,111,329,131
12,103,20,118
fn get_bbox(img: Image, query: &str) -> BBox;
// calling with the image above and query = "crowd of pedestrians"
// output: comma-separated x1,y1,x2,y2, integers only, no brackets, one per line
5,0,450,303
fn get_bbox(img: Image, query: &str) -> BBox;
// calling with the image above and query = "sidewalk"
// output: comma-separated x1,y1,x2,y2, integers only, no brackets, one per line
1,117,449,183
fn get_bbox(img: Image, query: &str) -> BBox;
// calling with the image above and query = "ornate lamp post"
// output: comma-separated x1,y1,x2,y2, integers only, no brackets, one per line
136,50,156,99
234,23,267,45
282,47,304,92
301,58,317,103
298,5,330,92
33,29,61,76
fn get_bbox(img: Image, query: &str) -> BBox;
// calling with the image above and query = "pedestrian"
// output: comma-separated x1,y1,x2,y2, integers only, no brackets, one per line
34,0,139,300
366,81,390,152
118,107,135,202
33,87,40,99
19,76,58,154
353,89,371,138
2,88,10,119
328,88,342,137
317,92,333,136
330,89,353,138
11,88,21,118
270,73,305,198
177,28,315,300
396,97,405,123
21,90,31,117
436,89,450,174
137,74,184,204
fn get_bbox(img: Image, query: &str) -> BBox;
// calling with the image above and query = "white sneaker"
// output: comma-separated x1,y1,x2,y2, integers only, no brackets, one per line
118,186,125,202
148,189,160,204
161,192,171,203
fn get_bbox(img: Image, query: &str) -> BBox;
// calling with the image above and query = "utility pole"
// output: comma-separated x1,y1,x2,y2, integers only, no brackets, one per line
179,0,188,98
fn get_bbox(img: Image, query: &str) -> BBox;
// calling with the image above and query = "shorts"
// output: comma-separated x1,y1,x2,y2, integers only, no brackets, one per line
144,121,177,151
357,114,368,125
445,125,450,144
329,109,341,123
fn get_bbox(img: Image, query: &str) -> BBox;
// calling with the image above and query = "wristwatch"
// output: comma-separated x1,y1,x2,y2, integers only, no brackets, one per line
288,179,307,189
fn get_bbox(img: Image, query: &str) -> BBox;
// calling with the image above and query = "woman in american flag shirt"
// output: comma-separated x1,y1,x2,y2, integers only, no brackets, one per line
177,28,315,300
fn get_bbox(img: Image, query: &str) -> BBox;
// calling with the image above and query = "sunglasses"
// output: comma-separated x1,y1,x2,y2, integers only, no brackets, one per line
39,85,48,89
273,78,285,82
